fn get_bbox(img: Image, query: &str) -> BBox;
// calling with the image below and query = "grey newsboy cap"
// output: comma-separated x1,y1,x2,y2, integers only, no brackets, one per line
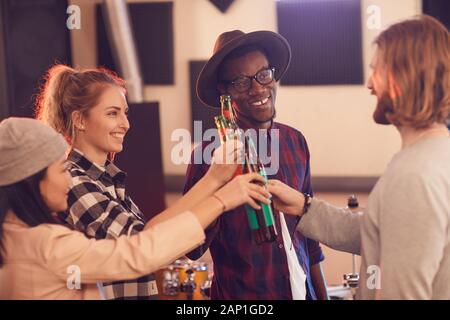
0,117,68,186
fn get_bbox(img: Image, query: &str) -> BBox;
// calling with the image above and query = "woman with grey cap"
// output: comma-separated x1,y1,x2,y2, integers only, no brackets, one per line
0,117,269,299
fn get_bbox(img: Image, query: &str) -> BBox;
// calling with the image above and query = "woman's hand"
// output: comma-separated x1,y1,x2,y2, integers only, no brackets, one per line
205,139,244,187
214,173,271,211
267,179,305,216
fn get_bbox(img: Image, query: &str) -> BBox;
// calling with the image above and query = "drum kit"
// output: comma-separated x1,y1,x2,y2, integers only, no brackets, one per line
327,264,359,300
158,257,360,300
155,258,212,300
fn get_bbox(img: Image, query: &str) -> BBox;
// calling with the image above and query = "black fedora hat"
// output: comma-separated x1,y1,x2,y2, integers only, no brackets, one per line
196,30,291,108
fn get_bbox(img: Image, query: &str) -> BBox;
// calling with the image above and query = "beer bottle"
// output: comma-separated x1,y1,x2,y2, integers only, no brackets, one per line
215,94,278,244
214,115,263,242
243,135,278,243
219,95,238,130
214,115,235,144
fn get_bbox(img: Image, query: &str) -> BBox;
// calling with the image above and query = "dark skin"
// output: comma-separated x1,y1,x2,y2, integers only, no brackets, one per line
218,51,276,130
217,50,329,300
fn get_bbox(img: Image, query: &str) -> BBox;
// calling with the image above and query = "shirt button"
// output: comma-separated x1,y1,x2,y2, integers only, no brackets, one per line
278,243,284,249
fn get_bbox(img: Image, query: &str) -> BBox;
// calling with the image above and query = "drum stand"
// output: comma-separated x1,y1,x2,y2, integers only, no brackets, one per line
180,268,196,300
162,266,180,296
343,195,360,299
343,254,359,299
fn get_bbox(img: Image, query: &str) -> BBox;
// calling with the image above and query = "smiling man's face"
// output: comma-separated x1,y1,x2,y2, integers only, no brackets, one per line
218,50,277,129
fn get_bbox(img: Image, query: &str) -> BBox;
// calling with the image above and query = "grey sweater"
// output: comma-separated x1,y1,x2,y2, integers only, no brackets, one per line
298,137,450,299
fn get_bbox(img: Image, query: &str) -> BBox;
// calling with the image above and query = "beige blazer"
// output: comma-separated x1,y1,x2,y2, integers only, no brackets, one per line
0,211,205,299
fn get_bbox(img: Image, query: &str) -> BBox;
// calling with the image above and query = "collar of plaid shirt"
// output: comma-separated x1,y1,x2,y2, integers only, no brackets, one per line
69,148,127,185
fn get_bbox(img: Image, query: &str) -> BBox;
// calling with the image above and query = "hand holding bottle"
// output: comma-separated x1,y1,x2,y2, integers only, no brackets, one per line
206,138,244,186
267,179,306,216
214,173,271,212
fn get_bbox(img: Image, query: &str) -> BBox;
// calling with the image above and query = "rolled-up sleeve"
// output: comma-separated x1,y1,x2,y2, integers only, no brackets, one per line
307,238,325,265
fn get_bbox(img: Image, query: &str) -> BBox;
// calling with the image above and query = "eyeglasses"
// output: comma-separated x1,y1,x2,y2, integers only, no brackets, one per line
223,67,275,93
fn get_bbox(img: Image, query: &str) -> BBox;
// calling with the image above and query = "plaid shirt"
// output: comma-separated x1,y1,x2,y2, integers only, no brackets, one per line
184,122,324,300
58,149,158,300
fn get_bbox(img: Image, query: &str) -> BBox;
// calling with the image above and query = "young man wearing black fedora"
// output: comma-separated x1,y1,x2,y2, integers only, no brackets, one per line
183,30,328,300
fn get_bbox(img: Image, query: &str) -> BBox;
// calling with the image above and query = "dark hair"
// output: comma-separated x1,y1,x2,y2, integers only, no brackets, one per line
218,44,270,81
0,168,58,267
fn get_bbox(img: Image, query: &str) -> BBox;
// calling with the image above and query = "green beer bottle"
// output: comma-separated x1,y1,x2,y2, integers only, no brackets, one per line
243,135,278,243
214,94,277,244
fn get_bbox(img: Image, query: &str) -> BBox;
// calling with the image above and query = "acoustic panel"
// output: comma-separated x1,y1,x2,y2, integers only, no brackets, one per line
189,60,220,143
0,0,72,119
209,0,235,13
277,0,363,86
114,102,166,221
97,2,174,85
422,0,450,128
423,0,450,30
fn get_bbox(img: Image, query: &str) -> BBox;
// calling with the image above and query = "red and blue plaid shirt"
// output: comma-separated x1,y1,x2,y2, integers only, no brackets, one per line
184,122,324,300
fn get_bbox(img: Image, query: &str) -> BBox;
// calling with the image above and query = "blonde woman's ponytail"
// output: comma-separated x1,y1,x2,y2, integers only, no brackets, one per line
36,64,76,142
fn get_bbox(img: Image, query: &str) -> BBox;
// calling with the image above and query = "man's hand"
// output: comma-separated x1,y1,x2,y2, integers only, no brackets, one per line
267,179,305,216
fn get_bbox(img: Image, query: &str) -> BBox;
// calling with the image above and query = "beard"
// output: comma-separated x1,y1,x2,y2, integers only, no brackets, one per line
373,92,395,125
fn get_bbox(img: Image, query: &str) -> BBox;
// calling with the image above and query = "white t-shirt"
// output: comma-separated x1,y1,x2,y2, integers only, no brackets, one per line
280,212,307,300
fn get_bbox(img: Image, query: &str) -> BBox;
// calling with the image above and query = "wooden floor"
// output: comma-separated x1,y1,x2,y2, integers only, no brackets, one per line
165,191,369,287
